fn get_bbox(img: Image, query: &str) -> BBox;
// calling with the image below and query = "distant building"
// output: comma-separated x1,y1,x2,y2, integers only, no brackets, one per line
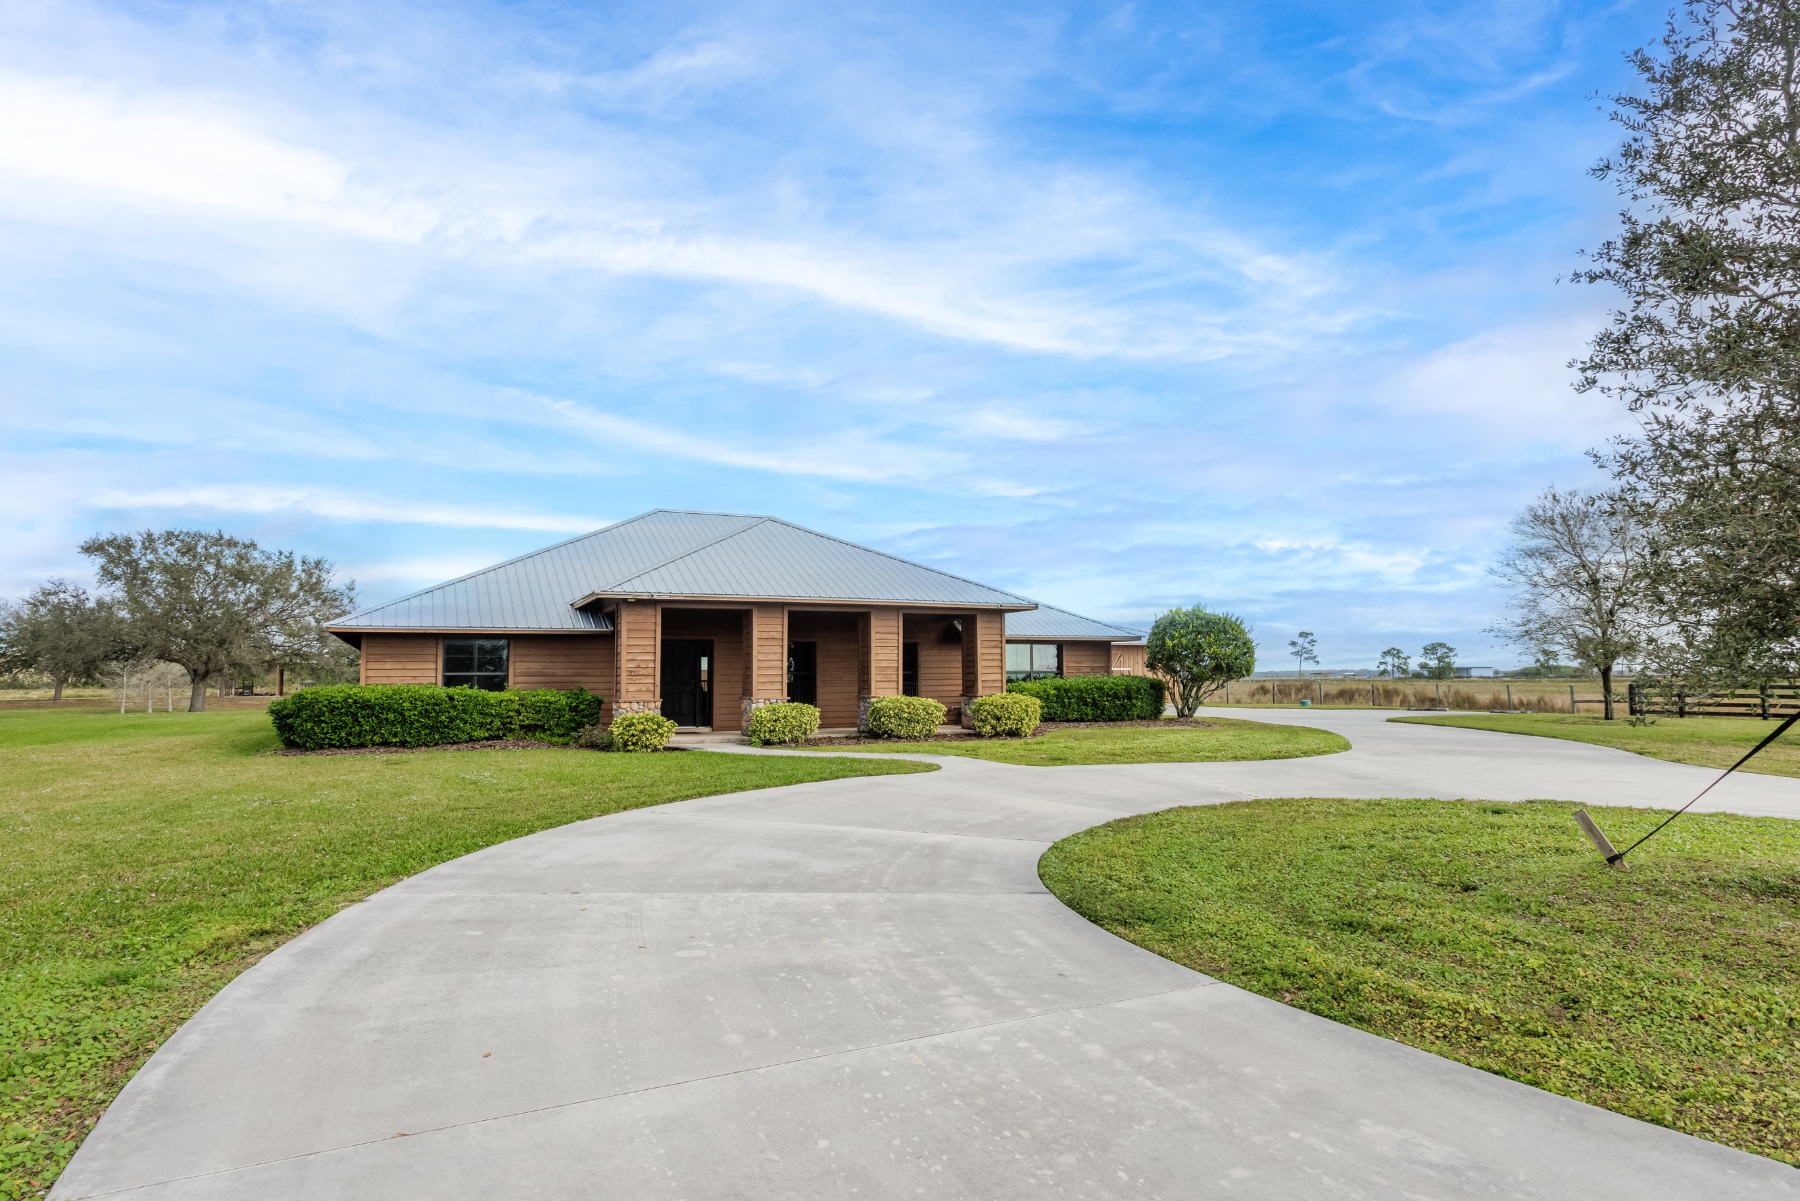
1452,666,1497,678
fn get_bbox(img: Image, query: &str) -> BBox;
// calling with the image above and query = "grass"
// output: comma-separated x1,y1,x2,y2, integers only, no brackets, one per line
0,710,934,1198
789,716,1349,765
1040,797,1800,1166
1393,713,1800,779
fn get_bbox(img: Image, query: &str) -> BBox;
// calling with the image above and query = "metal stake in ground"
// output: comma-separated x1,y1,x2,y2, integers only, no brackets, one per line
1574,709,1800,866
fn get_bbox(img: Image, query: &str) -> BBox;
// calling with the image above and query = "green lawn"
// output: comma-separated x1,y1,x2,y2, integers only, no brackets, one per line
791,716,1349,765
1393,713,1800,779
1041,797,1800,1165
0,710,933,1198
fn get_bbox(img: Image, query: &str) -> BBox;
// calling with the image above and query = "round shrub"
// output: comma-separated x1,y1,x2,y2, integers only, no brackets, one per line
968,692,1041,738
749,701,821,746
866,695,946,739
574,722,612,750
611,711,677,752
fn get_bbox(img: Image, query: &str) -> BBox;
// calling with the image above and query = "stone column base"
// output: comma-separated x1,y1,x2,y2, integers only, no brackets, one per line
958,696,982,728
741,696,786,735
612,699,662,719
857,695,875,733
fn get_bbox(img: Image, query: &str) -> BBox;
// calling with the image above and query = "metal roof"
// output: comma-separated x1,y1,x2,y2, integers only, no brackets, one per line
333,510,1037,632
1004,603,1144,642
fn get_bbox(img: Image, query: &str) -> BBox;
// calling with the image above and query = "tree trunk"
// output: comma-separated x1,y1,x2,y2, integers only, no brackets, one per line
188,673,209,713
1600,663,1615,721
52,675,65,701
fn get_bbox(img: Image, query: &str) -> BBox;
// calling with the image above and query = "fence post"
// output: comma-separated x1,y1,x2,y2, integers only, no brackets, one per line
1506,683,1513,711
1318,681,1324,706
1762,686,1770,721
1569,684,1576,713
1628,682,1638,716
1372,683,1377,708
1678,692,1687,719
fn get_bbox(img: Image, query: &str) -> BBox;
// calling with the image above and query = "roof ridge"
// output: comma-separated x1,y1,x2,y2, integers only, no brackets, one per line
596,516,769,593
335,510,663,624
1029,600,1144,637
755,516,1038,606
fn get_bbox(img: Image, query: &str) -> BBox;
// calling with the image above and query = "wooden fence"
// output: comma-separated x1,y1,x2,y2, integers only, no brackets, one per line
1627,683,1800,720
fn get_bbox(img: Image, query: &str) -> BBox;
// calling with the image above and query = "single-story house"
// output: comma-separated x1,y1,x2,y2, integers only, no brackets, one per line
328,510,1146,733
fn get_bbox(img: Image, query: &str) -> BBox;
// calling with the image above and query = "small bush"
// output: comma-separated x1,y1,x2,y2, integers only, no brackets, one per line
574,722,612,750
611,711,677,752
268,685,603,750
749,702,821,746
866,695,946,739
1007,675,1164,722
968,692,1041,737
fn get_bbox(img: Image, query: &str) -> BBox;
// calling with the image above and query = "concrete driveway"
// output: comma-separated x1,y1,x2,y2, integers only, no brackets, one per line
52,712,1800,1199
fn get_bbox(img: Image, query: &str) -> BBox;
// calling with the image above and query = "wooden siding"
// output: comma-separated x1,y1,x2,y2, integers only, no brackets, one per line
904,614,964,712
614,602,662,706
743,604,788,699
963,610,1006,697
859,606,902,698
360,635,440,686
789,611,860,727
511,635,615,720
1062,641,1112,676
1111,643,1147,675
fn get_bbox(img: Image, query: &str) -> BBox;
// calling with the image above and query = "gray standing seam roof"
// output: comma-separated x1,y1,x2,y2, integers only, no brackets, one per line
1004,604,1144,641
332,510,1039,632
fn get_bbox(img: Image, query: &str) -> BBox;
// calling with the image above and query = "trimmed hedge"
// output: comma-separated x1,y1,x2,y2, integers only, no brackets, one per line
612,711,677,752
268,685,603,750
866,695,946,739
749,702,821,746
1006,675,1165,722
969,692,1041,737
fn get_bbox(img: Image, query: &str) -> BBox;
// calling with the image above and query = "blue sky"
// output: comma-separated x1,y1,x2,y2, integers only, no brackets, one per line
1,0,1658,670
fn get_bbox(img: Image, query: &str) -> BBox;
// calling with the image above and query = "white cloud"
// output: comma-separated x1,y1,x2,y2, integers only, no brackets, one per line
86,486,603,532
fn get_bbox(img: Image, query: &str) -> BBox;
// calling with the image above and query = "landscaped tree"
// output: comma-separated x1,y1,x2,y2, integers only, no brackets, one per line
79,530,355,712
0,580,130,700
1377,647,1410,678
1145,606,1257,718
1420,642,1457,679
1575,0,1800,686
1487,488,1649,719
1287,631,1317,678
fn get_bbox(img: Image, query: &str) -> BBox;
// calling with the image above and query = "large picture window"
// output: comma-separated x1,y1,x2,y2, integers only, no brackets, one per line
443,639,509,690
1006,642,1061,682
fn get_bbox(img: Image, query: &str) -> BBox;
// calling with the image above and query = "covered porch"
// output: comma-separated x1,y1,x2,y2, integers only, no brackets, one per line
604,601,1011,734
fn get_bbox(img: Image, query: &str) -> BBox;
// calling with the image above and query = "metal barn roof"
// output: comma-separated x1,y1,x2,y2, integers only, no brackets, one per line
332,510,1038,633
1004,603,1144,641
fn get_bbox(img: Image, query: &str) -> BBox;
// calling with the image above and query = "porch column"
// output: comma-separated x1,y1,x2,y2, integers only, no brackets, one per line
612,600,662,717
959,610,1007,727
856,606,903,732
740,603,788,734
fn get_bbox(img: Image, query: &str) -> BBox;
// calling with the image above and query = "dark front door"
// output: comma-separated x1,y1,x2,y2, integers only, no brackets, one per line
902,642,919,696
661,639,714,728
788,641,818,705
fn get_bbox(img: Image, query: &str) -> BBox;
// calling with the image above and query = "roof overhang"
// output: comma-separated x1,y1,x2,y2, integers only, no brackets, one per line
570,592,1037,613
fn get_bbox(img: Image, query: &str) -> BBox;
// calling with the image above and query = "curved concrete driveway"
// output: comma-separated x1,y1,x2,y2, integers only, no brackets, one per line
54,713,1800,1199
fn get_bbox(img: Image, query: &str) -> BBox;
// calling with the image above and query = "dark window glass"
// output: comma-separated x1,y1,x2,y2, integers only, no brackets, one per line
902,643,919,696
788,641,818,705
1005,642,1061,682
444,638,509,691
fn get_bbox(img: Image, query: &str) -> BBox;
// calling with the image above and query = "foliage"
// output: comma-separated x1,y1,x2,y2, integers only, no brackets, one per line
0,581,130,701
574,722,612,750
1042,797,1800,1164
967,692,1041,737
0,708,933,1196
1287,630,1317,676
267,685,602,749
1393,711,1800,778
1144,606,1257,718
1420,642,1458,679
610,711,677,752
865,695,945,739
748,701,821,746
80,530,355,713
1487,488,1649,719
1575,0,1800,686
1376,647,1410,678
796,715,1349,765
1006,674,1165,721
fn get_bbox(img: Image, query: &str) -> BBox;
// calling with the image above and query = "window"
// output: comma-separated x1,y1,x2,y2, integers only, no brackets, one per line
1006,642,1061,682
443,639,509,690
902,643,919,696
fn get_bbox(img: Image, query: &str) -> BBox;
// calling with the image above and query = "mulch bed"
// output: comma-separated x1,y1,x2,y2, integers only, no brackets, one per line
272,740,688,757
796,717,1218,747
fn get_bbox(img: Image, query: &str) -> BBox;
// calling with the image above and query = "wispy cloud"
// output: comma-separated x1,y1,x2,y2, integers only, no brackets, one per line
87,487,603,533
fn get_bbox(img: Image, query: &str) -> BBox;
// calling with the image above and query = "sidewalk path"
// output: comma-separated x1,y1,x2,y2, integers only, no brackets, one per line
53,713,1800,1199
